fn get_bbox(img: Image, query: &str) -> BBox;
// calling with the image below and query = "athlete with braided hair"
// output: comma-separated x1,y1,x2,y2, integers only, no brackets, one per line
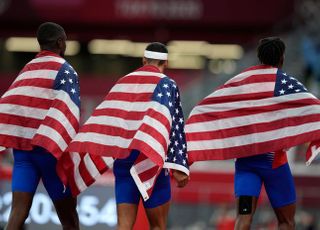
234,37,296,230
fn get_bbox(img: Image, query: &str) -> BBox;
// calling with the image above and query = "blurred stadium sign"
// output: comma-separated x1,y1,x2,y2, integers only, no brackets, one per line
0,0,294,42
5,37,80,55
0,181,117,229
115,0,203,20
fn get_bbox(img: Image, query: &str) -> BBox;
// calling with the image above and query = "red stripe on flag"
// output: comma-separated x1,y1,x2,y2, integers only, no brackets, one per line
78,155,95,186
0,95,52,110
139,124,168,149
148,108,171,132
0,113,42,128
80,124,136,139
0,134,33,150
32,134,65,159
93,109,145,120
137,164,160,182
9,79,54,90
199,91,274,106
90,155,110,173
223,74,276,87
106,92,152,102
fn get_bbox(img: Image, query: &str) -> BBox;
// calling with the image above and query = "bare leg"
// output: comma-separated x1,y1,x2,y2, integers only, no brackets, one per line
53,197,79,230
234,196,258,230
145,201,170,230
117,203,139,230
6,191,33,230
274,203,296,230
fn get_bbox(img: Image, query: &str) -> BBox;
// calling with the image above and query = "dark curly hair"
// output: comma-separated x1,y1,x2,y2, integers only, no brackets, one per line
257,37,285,67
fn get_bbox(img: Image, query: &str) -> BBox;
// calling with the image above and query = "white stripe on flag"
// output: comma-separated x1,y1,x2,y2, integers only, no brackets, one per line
36,125,68,152
102,156,114,168
15,70,58,82
0,124,36,139
306,145,320,166
110,83,157,93
73,132,131,148
83,154,101,178
133,157,157,174
97,100,154,111
130,166,150,201
0,104,47,119
2,86,55,100
86,116,142,131
71,153,87,191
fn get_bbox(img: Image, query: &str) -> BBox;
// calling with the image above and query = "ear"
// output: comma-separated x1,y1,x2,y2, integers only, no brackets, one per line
142,57,147,65
279,55,284,68
164,60,168,68
56,37,63,49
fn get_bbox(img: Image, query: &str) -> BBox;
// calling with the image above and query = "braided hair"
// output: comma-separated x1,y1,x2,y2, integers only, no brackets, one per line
257,37,285,67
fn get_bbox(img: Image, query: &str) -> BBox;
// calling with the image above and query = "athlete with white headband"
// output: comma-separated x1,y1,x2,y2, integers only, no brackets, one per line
90,42,190,229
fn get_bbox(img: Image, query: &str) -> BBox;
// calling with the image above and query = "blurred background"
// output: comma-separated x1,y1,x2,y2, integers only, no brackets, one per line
0,0,320,229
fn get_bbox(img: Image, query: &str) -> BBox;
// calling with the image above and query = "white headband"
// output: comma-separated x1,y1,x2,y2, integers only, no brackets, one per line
144,50,168,60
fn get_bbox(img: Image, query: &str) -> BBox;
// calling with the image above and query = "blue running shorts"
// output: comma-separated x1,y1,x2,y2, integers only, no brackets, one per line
235,161,296,208
114,150,171,209
12,147,72,201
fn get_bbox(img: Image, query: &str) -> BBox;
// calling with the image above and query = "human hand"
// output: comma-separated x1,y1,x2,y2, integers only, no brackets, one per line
172,170,190,188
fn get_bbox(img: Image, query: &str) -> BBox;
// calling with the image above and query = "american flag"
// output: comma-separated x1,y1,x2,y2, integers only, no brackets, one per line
0,50,80,159
186,65,320,164
0,50,114,196
67,65,189,200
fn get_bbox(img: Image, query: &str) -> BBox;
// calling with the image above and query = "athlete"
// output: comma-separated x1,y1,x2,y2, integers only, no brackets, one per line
185,37,320,230
67,42,189,230
0,22,80,229
234,38,295,230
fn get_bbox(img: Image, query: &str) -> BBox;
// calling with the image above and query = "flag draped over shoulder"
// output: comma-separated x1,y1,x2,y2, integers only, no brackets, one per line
186,65,320,164
67,65,189,200
0,51,80,159
0,50,112,196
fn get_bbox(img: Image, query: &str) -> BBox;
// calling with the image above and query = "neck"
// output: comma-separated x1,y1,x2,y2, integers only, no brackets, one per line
145,63,164,73
41,47,61,56
156,65,165,73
